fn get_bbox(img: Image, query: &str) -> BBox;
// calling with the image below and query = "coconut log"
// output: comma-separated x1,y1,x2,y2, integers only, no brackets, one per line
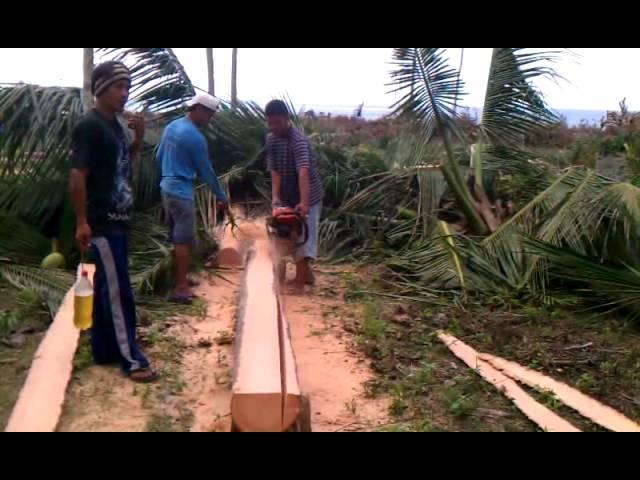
5,264,95,432
230,240,304,431
215,221,245,267
213,212,265,268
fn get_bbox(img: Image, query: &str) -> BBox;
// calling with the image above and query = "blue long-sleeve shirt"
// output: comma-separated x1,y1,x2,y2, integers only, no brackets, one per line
156,117,227,202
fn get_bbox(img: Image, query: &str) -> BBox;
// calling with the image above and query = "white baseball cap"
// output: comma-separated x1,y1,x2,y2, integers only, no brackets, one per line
187,93,221,112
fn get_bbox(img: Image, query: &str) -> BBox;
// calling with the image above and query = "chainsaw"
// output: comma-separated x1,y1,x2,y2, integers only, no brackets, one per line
266,206,309,247
266,206,309,283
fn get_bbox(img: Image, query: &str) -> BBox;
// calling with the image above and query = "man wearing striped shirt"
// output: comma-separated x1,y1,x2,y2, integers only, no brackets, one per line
265,100,323,292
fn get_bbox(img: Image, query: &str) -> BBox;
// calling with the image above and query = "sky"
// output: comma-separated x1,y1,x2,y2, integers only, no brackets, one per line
1,48,639,112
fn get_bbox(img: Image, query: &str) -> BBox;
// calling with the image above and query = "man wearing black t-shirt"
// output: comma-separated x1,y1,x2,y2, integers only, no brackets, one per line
70,61,156,383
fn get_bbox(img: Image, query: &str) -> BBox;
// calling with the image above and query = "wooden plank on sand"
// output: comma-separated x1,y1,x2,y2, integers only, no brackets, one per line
5,265,95,433
480,353,640,432
437,331,580,432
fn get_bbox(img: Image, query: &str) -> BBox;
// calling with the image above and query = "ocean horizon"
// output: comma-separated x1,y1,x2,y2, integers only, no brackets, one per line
299,104,606,127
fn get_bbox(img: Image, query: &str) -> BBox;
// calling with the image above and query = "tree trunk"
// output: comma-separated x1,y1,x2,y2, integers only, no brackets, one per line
231,48,238,108
475,48,500,187
82,48,94,113
206,48,215,96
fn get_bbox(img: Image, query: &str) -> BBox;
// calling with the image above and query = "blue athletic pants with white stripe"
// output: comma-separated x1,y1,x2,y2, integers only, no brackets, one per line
90,235,149,373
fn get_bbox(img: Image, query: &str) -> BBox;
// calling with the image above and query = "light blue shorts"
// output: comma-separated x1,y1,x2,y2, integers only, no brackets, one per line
296,202,321,261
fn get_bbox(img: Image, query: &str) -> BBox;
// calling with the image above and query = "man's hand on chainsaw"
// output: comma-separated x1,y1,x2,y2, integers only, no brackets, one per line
295,202,310,217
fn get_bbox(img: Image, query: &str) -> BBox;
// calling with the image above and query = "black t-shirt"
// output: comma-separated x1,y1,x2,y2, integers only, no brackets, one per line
70,110,133,235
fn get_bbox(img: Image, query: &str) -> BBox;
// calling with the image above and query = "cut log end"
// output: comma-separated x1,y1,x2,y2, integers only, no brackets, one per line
230,393,283,432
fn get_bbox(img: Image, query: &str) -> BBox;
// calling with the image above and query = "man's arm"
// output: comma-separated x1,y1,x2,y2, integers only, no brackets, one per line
297,168,310,215
192,136,227,203
271,170,282,206
266,137,282,205
69,120,95,251
70,168,91,251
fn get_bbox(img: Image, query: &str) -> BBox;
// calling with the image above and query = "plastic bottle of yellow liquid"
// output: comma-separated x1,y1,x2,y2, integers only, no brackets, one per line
73,271,94,331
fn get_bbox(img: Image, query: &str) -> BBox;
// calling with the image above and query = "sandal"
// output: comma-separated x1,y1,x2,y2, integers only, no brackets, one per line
129,368,159,383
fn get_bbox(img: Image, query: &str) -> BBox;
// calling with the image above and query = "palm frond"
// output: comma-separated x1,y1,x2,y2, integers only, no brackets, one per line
342,133,447,240
525,238,640,319
389,48,465,138
131,144,162,210
482,169,601,291
480,48,563,147
596,182,640,229
130,238,174,294
204,101,267,174
389,48,487,234
128,212,174,293
98,48,195,113
0,84,81,222
481,168,640,293
0,84,81,180
485,168,610,248
584,181,640,267
0,264,73,315
387,226,465,290
462,232,532,293
0,211,50,264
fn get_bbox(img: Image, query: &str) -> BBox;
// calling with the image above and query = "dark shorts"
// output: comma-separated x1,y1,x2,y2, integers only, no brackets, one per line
162,192,195,245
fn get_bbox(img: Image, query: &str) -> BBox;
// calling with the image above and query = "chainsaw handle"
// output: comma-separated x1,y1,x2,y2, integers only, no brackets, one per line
295,217,309,247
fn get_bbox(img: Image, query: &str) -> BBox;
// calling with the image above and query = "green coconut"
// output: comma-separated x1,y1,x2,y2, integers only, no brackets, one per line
41,239,65,269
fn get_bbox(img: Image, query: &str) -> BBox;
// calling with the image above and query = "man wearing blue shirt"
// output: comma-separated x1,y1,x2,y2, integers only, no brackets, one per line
157,94,227,304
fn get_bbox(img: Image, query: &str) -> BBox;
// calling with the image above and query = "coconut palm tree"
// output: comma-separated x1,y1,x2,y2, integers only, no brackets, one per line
231,48,238,108
82,48,94,112
376,49,640,305
389,48,562,235
206,48,215,96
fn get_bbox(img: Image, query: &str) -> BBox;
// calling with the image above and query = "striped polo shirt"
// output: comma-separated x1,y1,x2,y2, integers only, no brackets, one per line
266,127,323,207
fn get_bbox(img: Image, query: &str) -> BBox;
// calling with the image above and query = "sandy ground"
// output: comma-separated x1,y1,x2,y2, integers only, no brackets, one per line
58,272,238,432
283,272,389,432
57,217,388,432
